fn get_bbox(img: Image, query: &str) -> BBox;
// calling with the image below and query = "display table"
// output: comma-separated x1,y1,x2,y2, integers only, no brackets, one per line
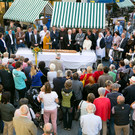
16,48,97,69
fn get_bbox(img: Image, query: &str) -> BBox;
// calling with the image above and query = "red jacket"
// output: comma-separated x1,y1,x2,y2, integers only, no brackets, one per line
93,71,103,83
94,97,111,121
80,73,93,86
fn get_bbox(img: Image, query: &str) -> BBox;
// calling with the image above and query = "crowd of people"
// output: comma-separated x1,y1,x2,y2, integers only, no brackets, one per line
0,20,135,135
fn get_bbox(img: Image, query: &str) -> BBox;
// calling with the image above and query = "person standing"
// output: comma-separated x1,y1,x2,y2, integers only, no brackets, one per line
15,27,25,48
43,32,51,49
40,26,49,48
71,28,77,50
127,21,133,34
75,29,85,52
59,27,67,49
96,32,105,59
13,105,37,135
112,96,130,135
0,33,6,53
25,27,33,48
105,31,113,60
5,29,15,57
61,80,75,130
31,29,41,47
94,87,111,135
0,92,15,135
114,22,123,36
50,26,59,49
80,104,102,135
64,29,73,50
12,61,27,99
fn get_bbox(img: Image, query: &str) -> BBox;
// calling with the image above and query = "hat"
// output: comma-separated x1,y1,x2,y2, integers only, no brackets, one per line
112,83,121,89
8,58,14,63
129,76,135,83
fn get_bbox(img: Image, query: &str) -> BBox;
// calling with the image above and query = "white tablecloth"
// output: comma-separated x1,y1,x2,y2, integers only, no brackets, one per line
16,48,97,69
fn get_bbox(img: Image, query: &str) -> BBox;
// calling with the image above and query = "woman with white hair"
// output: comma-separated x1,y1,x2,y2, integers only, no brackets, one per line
47,63,57,88
96,32,105,58
93,87,111,135
2,52,9,64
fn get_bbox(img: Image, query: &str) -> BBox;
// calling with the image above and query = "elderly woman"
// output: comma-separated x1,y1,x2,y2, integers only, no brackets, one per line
93,63,104,83
96,32,105,58
47,63,57,89
43,32,51,49
93,87,111,135
112,31,121,47
61,79,75,130
83,36,92,50
78,93,95,135
80,66,93,86
108,64,117,82
40,82,59,135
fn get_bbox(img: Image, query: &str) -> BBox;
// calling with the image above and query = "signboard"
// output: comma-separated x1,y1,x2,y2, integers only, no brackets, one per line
89,0,125,3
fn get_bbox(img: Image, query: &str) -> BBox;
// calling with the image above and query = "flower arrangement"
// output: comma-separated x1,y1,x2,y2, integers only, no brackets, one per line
32,47,42,54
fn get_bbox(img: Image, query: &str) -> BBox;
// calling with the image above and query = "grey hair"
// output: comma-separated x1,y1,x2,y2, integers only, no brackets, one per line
68,29,72,33
117,96,125,104
98,87,105,96
20,105,28,115
43,25,47,29
122,33,125,37
86,103,96,114
43,123,53,134
110,64,115,70
56,53,61,58
49,63,56,71
57,70,63,77
124,59,129,65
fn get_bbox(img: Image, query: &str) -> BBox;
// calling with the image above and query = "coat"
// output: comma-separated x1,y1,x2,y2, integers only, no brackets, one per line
105,35,113,49
13,116,37,135
64,34,74,50
75,33,85,46
15,32,25,44
0,39,6,53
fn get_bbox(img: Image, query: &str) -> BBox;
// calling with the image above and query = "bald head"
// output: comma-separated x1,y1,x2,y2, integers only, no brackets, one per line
117,96,125,104
86,103,96,114
20,105,29,115
43,123,53,135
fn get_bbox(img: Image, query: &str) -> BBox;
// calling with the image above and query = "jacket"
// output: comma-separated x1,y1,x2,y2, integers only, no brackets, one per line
113,104,130,126
50,31,59,44
105,35,113,49
13,116,37,135
15,31,25,44
75,33,85,46
31,33,40,47
5,34,15,47
100,38,105,49
0,39,6,53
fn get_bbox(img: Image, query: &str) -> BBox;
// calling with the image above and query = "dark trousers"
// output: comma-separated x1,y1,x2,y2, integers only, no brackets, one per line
52,42,58,49
76,44,82,52
27,42,31,48
62,107,73,129
16,87,26,99
7,45,15,58
133,120,135,135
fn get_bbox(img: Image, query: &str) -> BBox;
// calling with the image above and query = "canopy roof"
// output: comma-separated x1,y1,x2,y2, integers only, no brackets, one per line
3,0,53,23
116,0,134,8
51,2,106,29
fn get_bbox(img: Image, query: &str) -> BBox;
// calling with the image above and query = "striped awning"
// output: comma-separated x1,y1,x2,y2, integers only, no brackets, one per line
117,0,134,8
51,2,106,29
3,0,53,23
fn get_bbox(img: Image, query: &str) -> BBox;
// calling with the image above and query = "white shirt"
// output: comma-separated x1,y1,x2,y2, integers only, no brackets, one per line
40,91,58,110
83,39,92,50
68,34,71,44
29,32,32,42
47,71,57,88
40,30,49,42
119,38,124,47
81,113,102,135
127,25,131,31
9,34,13,45
34,34,37,44
2,57,9,64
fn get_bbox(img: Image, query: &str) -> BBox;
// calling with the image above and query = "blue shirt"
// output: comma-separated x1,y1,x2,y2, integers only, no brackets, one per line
30,71,43,87
12,69,26,90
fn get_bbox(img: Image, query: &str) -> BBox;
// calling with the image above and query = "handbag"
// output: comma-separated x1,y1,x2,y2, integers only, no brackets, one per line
74,100,84,121
29,108,39,127
81,74,87,87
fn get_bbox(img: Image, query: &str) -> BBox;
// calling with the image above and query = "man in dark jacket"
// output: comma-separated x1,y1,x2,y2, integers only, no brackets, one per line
31,29,40,47
123,76,135,105
50,26,59,49
112,96,130,135
5,29,15,57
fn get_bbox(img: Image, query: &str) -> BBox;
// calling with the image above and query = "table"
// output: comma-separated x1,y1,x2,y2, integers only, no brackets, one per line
16,48,97,69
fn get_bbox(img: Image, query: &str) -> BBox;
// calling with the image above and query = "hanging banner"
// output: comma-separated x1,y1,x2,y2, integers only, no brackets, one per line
89,0,124,3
